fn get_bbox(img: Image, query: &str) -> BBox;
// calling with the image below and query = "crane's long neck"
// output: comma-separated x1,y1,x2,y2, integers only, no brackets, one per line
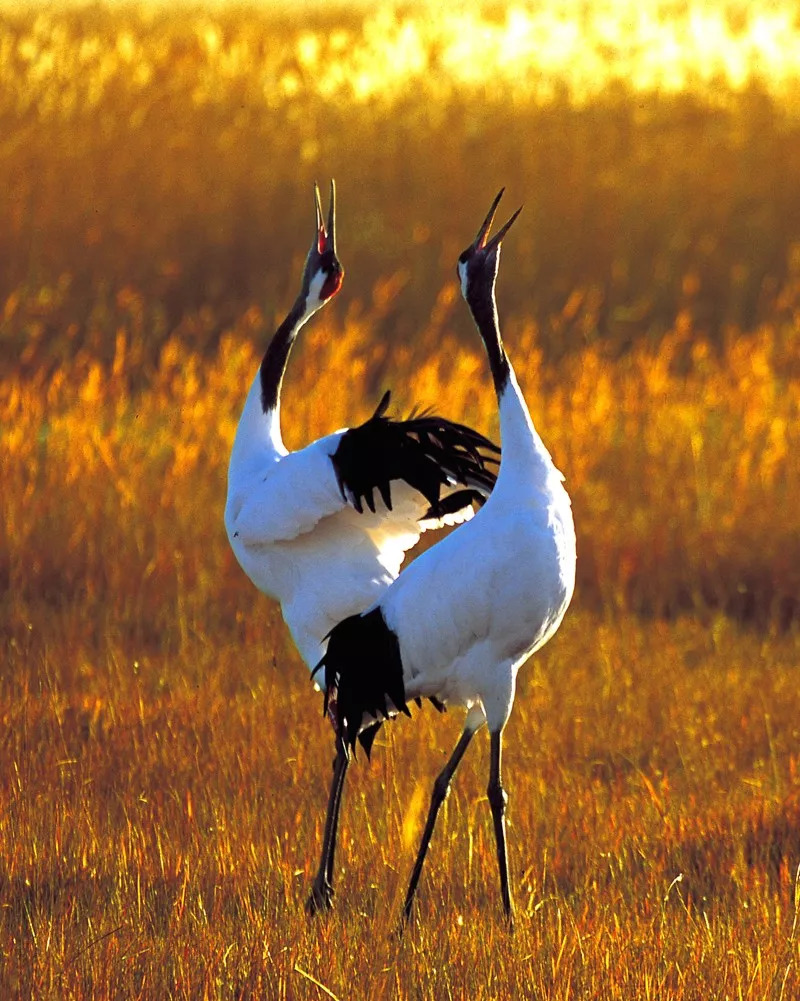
466,289,510,397
469,285,560,490
231,295,308,465
260,295,306,420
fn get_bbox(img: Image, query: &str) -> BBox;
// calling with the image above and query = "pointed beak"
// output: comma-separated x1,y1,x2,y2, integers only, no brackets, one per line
473,188,522,253
327,179,337,255
313,179,337,255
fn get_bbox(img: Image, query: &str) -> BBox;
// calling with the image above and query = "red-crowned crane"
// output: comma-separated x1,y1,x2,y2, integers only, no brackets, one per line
314,190,576,926
224,182,500,911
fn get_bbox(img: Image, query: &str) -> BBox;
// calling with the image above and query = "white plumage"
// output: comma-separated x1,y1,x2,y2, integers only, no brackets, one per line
315,190,577,924
223,182,500,912
225,181,498,672
381,367,574,726
227,402,463,668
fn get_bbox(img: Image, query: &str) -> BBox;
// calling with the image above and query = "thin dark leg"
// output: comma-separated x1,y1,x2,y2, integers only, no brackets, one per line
307,746,348,914
401,727,476,924
487,728,514,925
324,754,344,886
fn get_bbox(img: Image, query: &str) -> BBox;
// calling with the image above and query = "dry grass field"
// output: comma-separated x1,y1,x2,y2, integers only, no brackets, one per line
2,2,800,998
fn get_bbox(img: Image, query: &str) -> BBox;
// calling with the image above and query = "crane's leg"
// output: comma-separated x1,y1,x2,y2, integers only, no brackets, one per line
316,722,381,893
487,728,514,926
323,760,342,889
401,726,476,924
307,745,348,914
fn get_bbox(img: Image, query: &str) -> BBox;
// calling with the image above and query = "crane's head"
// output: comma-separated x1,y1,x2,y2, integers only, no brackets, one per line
457,189,522,306
301,179,344,316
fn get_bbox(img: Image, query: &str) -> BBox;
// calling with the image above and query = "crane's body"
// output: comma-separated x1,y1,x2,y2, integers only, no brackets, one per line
225,182,498,674
315,190,576,925
381,368,573,730
226,378,462,667
223,182,501,912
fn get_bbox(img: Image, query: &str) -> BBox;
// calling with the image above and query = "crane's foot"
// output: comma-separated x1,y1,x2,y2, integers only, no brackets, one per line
306,879,334,916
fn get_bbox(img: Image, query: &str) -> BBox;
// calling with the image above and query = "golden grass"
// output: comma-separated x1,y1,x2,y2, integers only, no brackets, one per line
3,608,800,998
3,297,800,998
2,2,800,997
4,306,799,631
4,2,800,379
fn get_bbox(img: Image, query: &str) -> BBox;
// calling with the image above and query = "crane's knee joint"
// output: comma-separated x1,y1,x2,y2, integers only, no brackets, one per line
487,780,508,814
432,773,452,806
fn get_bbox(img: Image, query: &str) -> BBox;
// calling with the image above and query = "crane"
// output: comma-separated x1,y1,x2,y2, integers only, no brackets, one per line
223,181,501,911
314,190,576,925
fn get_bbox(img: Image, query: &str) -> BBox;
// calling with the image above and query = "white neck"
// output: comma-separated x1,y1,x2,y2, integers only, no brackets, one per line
232,374,287,466
495,364,564,495
230,288,323,471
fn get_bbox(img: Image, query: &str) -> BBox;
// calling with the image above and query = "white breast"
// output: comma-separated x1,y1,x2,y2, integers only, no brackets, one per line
381,452,575,719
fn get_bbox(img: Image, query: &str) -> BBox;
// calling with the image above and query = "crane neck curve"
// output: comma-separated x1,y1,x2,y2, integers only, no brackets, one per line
466,287,510,397
468,287,563,493
259,295,307,416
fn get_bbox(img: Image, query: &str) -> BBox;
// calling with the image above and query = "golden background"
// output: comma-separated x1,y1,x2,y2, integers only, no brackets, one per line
1,3,799,997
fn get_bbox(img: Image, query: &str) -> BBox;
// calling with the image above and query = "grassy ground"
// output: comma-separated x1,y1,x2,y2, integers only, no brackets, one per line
2,3,800,998
3,608,800,998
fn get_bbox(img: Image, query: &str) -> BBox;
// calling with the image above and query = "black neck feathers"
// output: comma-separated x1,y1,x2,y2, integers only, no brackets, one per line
467,288,510,397
259,296,305,414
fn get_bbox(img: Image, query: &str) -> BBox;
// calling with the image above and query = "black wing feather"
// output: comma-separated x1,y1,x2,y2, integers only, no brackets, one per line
331,391,500,517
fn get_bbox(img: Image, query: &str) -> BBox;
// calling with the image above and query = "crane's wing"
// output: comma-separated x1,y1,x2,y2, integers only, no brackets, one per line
226,392,499,550
331,391,499,518
226,430,350,548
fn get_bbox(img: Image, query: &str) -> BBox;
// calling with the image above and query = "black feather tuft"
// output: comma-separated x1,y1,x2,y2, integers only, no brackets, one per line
357,721,383,760
331,393,500,517
373,390,392,419
317,608,406,754
422,488,488,522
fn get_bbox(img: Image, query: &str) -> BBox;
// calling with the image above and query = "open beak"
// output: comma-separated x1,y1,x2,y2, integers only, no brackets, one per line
473,188,522,253
314,179,337,255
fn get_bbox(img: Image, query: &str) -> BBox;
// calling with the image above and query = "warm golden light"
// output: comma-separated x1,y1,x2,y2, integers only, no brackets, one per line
3,3,800,995
340,1,800,105
4,1,800,112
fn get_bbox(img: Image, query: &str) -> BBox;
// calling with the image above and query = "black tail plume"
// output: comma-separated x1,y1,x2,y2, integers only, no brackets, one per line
316,608,407,756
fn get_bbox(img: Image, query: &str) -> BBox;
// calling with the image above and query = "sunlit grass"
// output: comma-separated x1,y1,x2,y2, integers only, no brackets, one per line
5,1,800,111
3,604,800,997
3,298,799,629
4,2,800,384
2,2,800,997
3,277,800,995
